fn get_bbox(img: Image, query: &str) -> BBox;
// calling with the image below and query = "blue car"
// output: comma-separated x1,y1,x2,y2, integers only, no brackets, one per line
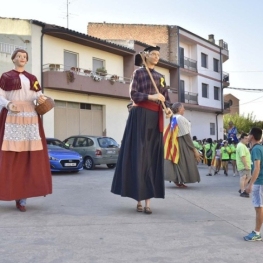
47,144,83,173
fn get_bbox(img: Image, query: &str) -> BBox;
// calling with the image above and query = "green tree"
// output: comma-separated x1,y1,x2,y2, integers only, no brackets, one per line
223,112,261,134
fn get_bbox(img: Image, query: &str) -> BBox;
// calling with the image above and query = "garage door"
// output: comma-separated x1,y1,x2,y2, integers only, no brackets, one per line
54,100,103,140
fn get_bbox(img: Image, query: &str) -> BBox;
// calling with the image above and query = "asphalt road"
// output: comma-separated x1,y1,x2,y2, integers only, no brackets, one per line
0,164,262,263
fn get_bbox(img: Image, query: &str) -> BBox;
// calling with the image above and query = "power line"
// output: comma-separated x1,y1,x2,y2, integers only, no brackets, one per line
225,86,263,92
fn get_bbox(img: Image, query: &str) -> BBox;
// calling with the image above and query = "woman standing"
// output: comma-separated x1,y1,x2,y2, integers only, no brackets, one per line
164,102,202,187
0,48,52,212
111,46,172,214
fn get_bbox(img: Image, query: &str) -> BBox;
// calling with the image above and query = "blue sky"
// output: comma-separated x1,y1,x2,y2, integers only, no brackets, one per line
2,0,263,120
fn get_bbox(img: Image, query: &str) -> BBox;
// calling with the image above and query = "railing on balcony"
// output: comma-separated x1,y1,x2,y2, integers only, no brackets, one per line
0,42,25,54
222,71,229,82
180,57,197,72
219,40,228,51
43,63,132,84
180,91,198,105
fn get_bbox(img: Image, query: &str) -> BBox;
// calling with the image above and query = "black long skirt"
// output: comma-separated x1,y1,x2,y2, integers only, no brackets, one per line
111,106,165,201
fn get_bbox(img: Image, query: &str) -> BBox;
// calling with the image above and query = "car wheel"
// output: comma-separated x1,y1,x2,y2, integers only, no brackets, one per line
83,157,95,170
107,164,116,169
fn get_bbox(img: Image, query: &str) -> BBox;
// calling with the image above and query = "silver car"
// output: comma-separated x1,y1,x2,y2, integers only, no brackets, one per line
63,136,120,170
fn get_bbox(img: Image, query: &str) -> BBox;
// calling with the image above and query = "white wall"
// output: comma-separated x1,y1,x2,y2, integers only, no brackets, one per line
43,36,124,77
197,75,221,108
184,110,223,141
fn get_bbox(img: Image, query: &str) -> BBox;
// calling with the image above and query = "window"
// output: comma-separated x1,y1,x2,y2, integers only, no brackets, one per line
214,86,220,100
93,58,105,72
202,83,208,98
201,53,207,68
213,58,219,72
180,80,185,103
179,47,184,68
210,123,215,135
64,51,78,70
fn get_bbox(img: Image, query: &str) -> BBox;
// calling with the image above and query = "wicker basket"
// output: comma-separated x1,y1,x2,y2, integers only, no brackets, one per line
35,97,55,115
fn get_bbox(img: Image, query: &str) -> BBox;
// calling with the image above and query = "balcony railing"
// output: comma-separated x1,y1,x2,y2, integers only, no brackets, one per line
222,71,229,82
180,91,198,104
180,57,197,72
0,42,25,54
43,63,131,84
219,40,228,51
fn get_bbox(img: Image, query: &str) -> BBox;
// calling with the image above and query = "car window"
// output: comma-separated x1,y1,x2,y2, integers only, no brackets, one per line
64,137,75,148
75,137,87,147
98,137,118,148
87,138,94,147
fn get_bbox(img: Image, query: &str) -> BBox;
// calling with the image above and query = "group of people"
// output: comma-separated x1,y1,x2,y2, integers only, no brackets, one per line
1,46,262,242
111,45,263,242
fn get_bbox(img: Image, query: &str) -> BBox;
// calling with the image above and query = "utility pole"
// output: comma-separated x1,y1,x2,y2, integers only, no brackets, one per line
67,0,69,28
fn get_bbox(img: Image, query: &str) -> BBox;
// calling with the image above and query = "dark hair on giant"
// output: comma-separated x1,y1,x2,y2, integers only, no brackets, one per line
11,48,28,61
249,127,262,141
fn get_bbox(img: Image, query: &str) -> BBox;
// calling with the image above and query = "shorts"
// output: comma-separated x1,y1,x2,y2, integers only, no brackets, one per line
252,185,263,207
238,169,251,178
207,159,212,167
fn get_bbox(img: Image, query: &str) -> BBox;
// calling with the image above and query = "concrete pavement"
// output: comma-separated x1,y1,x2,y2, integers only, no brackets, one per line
0,164,262,263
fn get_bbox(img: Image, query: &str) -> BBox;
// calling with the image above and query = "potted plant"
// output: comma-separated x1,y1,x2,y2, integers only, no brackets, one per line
96,67,107,76
49,64,55,70
109,75,119,84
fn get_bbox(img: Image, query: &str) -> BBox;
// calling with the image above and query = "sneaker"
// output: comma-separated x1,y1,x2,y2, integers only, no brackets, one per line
206,174,212,176
244,231,262,241
214,171,218,175
238,189,241,194
233,173,236,177
240,191,249,198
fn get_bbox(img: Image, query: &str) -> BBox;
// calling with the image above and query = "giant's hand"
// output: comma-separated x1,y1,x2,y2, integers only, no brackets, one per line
194,148,203,163
165,108,173,118
37,95,47,104
7,102,20,114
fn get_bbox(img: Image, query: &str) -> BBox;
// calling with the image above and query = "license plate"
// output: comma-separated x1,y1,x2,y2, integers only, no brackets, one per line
107,150,115,154
64,163,77,166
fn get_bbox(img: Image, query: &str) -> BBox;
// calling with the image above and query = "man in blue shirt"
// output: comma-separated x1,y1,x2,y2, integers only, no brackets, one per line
244,127,263,241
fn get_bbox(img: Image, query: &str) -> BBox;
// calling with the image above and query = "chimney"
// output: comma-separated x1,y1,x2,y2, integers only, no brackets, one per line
208,34,215,44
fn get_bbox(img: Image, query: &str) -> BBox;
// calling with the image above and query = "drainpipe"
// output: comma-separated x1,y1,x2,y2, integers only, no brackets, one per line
215,112,220,140
177,26,181,102
215,47,224,140
41,29,44,93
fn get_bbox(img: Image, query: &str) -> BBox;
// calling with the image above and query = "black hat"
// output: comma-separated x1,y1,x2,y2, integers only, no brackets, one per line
134,45,160,66
144,45,160,53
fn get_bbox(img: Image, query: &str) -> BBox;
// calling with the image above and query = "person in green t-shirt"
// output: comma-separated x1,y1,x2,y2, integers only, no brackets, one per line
205,138,215,176
236,133,251,197
220,141,231,176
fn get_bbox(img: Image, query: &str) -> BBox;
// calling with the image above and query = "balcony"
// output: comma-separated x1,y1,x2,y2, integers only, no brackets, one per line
222,71,230,87
180,91,198,105
42,64,178,102
180,57,197,75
